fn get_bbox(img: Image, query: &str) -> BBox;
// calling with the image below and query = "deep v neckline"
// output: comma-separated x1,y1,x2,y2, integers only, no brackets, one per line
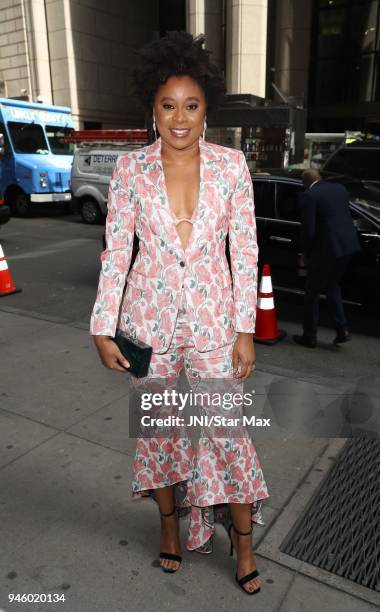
158,137,203,252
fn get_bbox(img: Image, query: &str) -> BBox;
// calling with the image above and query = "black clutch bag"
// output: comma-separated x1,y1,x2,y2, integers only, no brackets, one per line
112,328,152,378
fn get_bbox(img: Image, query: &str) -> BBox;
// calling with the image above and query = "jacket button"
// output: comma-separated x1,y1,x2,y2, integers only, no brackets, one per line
179,261,185,267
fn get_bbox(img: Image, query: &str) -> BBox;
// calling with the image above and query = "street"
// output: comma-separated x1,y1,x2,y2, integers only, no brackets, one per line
2,210,379,382
1,0,380,608
0,211,379,612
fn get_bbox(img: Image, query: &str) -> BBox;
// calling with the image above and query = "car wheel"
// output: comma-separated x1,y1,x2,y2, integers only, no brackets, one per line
11,192,31,217
80,198,102,224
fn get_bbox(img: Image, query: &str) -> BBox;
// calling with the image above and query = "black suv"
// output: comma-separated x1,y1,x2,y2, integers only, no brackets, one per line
251,170,380,311
323,143,380,192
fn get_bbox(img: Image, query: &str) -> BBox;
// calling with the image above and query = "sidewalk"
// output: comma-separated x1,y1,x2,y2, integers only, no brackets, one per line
0,309,379,612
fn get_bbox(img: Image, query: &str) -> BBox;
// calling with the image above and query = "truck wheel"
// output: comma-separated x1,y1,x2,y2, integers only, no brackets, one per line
80,198,102,224
12,192,31,217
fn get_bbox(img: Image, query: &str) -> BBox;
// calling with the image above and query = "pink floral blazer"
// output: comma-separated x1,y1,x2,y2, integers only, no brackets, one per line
90,136,258,353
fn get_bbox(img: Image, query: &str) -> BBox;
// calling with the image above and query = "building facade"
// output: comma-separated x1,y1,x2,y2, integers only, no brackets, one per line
269,0,380,133
0,0,268,128
0,0,379,132
0,0,160,128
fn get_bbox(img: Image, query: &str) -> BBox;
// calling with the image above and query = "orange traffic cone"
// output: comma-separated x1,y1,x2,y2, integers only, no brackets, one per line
0,244,21,297
254,263,286,344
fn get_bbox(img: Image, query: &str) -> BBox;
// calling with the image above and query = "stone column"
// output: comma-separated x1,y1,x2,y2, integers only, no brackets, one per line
186,0,205,36
273,0,313,100
204,0,224,70
226,0,268,96
186,0,223,69
22,0,53,103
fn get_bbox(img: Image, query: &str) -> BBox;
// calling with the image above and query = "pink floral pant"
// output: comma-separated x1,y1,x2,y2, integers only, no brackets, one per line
131,289,269,552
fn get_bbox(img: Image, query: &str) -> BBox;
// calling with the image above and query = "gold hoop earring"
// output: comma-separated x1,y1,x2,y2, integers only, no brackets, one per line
202,119,207,140
153,115,158,140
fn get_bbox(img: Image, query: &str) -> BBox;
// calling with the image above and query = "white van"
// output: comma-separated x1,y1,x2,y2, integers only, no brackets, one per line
69,130,149,224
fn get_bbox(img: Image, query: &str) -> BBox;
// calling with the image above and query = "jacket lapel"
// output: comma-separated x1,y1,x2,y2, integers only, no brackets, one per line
142,136,225,253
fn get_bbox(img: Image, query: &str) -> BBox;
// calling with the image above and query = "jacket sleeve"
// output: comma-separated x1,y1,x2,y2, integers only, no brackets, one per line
89,154,135,336
299,190,316,257
228,151,258,333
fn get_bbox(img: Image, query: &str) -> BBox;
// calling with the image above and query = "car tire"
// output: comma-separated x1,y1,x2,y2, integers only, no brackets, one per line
11,191,32,217
80,198,103,224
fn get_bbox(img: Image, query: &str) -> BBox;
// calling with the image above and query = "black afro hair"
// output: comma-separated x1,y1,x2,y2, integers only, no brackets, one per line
131,30,227,112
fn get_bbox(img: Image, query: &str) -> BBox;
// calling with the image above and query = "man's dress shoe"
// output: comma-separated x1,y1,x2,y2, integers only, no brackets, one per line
293,335,317,348
333,331,350,344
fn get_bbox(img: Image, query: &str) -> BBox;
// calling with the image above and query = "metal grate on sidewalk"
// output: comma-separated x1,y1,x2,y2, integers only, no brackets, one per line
280,436,380,592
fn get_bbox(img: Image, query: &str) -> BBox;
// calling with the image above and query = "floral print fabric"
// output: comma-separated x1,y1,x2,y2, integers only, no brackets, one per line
90,137,258,353
131,289,269,552
89,135,268,551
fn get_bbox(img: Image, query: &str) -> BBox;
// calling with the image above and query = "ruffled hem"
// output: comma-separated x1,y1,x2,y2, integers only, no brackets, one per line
131,478,269,553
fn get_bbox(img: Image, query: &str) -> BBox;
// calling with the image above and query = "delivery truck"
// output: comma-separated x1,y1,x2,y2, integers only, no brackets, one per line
0,98,75,216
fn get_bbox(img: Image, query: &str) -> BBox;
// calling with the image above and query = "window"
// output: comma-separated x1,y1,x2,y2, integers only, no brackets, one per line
83,121,102,130
0,123,10,156
350,2,379,53
7,122,49,154
343,179,380,201
325,149,352,173
45,126,74,155
276,183,304,221
319,0,347,7
314,58,346,104
310,0,380,105
352,214,377,231
252,180,275,217
317,8,346,58
359,54,376,102
354,149,380,180
374,52,380,97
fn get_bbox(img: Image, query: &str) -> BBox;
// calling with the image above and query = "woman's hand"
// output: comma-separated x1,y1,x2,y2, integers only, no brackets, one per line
232,333,256,380
92,335,130,372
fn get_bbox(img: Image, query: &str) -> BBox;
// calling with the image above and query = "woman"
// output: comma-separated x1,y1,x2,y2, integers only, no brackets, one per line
90,31,269,595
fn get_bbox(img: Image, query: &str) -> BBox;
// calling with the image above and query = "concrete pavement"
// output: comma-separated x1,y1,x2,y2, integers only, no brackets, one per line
1,214,379,611
1,307,379,612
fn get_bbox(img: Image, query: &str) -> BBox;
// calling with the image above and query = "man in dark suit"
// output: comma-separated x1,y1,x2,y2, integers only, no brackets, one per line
293,169,361,348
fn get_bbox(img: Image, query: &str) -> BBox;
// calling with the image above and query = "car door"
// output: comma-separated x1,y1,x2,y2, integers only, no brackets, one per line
324,148,380,188
265,181,304,289
251,178,275,269
226,178,274,273
343,208,380,309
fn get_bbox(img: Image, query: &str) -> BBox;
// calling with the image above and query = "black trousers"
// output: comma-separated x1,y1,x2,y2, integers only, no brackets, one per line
303,254,352,339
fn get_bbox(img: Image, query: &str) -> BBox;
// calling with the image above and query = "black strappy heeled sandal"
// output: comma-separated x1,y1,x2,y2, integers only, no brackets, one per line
159,507,182,573
227,524,261,595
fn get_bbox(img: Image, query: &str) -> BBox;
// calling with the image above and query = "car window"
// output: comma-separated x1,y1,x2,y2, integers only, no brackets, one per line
0,123,11,156
324,150,350,174
351,210,378,232
45,126,74,155
8,121,49,154
354,150,380,180
275,183,304,221
351,196,380,221
325,149,380,181
252,180,275,217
